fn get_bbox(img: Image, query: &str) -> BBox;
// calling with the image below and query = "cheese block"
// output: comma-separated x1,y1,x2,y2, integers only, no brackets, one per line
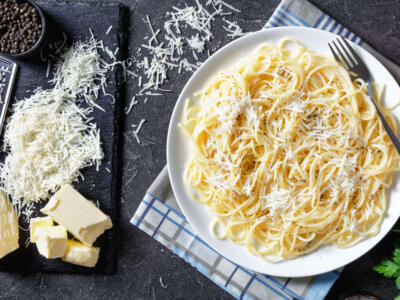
62,240,100,267
30,216,54,243
41,184,112,246
35,226,67,259
0,190,19,259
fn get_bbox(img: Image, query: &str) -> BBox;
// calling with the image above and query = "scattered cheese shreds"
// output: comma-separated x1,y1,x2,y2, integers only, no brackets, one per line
129,0,244,101
223,18,247,38
105,25,113,35
187,34,205,53
125,96,138,115
132,119,146,144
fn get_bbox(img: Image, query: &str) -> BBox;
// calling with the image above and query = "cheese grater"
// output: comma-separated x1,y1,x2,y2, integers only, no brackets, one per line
0,57,18,137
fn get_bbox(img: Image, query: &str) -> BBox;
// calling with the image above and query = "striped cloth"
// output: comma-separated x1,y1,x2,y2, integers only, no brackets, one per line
131,1,400,299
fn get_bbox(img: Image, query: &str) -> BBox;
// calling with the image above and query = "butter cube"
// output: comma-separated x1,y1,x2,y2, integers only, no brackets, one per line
62,240,100,268
35,226,67,259
41,184,112,246
30,216,54,243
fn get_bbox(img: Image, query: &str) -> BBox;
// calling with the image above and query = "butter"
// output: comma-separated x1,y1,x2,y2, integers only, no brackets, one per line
62,240,100,267
41,184,112,246
30,216,54,243
35,226,67,259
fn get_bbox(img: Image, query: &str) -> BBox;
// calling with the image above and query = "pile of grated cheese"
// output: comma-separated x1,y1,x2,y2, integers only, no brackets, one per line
0,37,106,207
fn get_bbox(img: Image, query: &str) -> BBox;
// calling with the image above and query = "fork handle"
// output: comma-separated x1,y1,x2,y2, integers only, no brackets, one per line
367,80,400,155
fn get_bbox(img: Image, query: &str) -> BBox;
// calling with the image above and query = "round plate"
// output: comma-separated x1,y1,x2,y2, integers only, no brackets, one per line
167,26,400,277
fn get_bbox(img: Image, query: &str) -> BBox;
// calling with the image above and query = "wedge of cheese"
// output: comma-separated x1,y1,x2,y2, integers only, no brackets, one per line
62,240,100,267
41,184,112,246
35,226,67,259
0,190,19,259
30,216,54,243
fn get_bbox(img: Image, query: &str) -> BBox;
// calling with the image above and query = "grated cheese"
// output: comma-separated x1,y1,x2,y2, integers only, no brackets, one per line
0,37,109,206
187,34,205,53
125,96,138,115
132,119,146,144
223,18,247,39
145,15,160,46
105,25,113,35
159,277,167,289
262,188,292,217
129,0,243,101
51,36,111,110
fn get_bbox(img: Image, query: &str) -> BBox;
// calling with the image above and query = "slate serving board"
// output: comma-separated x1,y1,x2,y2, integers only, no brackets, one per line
0,1,128,274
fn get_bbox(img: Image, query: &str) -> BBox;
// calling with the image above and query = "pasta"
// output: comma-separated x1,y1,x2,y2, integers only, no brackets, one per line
181,38,399,261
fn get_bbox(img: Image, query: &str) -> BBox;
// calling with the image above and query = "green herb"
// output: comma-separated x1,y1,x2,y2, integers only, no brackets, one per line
374,230,400,298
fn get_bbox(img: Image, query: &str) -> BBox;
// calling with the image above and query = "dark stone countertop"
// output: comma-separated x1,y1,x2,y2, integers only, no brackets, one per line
1,0,399,299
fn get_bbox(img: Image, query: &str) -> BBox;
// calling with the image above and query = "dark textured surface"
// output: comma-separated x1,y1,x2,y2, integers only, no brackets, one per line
0,0,399,299
0,2,125,274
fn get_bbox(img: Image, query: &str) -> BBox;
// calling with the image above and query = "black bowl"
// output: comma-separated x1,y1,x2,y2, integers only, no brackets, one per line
0,0,47,59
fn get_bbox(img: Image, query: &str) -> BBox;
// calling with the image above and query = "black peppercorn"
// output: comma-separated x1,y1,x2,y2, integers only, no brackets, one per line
0,0,42,54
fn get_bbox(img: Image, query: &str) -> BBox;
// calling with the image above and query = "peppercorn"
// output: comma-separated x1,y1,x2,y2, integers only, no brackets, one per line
0,0,42,55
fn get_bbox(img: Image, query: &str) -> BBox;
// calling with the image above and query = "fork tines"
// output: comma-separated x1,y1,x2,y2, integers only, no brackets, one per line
328,36,368,79
329,37,356,68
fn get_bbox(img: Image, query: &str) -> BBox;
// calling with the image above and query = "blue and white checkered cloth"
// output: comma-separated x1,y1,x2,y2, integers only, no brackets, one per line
131,1,400,299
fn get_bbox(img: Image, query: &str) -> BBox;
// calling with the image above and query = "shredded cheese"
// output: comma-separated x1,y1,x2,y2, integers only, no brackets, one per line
0,38,109,206
125,96,138,115
105,25,113,35
130,0,244,101
223,18,247,39
132,119,146,144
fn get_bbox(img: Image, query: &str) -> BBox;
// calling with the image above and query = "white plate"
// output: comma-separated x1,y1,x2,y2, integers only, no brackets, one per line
167,26,400,277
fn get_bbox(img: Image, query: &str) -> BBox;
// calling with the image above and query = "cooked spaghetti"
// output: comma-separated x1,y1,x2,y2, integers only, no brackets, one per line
181,38,399,261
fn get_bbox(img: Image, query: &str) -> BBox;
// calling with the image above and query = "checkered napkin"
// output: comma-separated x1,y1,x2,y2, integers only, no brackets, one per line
131,1,400,299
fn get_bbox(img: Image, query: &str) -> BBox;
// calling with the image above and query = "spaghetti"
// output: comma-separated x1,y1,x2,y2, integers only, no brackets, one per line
181,38,399,261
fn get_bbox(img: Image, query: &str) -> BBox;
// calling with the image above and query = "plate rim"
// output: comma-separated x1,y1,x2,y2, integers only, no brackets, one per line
167,26,400,277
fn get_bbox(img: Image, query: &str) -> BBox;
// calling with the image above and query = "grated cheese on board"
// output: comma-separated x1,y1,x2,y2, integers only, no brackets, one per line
0,37,108,206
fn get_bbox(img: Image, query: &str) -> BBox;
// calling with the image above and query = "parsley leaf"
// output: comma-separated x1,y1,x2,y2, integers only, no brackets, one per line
394,249,400,265
373,260,399,277
374,229,400,295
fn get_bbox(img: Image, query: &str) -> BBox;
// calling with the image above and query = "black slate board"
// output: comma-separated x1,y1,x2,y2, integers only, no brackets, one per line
0,1,128,274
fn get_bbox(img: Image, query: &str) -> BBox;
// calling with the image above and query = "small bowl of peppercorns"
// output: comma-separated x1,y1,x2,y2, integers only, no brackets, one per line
0,0,47,59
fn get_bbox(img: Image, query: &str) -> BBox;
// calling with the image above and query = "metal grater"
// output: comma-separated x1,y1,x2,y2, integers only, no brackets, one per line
0,57,18,137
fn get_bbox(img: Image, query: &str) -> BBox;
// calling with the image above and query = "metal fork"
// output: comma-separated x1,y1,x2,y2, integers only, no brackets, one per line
328,37,400,155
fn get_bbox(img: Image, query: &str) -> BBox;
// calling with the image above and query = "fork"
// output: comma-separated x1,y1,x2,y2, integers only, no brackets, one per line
328,37,400,155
